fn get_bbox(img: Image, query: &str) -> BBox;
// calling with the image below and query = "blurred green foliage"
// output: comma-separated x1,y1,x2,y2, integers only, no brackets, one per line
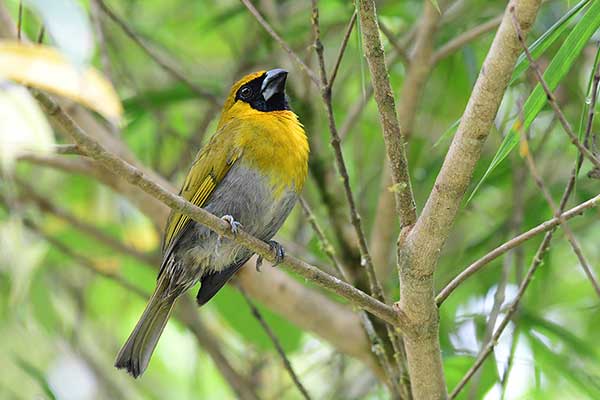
1,0,600,399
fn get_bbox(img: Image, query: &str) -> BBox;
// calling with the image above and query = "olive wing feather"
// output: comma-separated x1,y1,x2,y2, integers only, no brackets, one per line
161,127,242,257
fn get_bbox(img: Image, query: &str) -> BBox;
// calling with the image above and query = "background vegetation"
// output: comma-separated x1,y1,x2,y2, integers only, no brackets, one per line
0,0,599,399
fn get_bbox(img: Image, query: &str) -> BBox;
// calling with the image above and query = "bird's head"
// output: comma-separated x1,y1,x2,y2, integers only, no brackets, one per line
218,69,291,127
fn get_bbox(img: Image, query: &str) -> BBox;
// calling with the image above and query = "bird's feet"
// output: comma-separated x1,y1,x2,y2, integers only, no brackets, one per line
268,240,285,266
255,240,285,272
221,214,241,236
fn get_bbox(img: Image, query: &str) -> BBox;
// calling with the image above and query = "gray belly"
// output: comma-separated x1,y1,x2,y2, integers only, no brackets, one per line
175,162,297,275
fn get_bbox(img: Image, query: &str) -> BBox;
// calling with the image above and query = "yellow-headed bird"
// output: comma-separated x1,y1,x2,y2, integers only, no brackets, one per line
115,69,309,377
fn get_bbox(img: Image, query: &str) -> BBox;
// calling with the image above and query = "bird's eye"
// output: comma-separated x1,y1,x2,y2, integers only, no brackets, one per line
239,86,253,100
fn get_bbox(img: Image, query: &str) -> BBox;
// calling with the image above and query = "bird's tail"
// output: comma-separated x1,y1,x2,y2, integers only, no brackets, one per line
115,285,175,378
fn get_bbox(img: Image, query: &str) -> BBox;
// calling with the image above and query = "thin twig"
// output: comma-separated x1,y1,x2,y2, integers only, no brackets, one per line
16,1,22,41
522,141,600,297
90,0,114,87
328,11,357,90
510,9,600,171
311,2,388,305
299,197,402,395
31,89,407,329
36,25,44,43
436,192,600,304
238,286,312,400
500,328,520,399
432,14,503,64
299,197,346,278
16,178,158,266
513,11,600,297
378,19,410,66
239,0,320,86
96,0,219,105
358,0,417,229
580,47,600,176
308,5,404,393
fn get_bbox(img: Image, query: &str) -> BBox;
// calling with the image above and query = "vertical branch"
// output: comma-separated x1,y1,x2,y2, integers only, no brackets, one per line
395,1,542,398
310,0,387,306
450,9,597,396
513,13,600,296
369,0,444,280
357,0,418,230
309,3,404,394
17,1,23,41
299,198,402,394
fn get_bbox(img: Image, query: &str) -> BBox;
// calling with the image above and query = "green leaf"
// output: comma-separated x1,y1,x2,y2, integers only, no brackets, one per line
520,309,600,362
528,332,600,397
510,0,592,84
212,285,303,353
444,354,498,399
14,356,57,400
429,0,441,14
468,0,600,202
433,118,460,148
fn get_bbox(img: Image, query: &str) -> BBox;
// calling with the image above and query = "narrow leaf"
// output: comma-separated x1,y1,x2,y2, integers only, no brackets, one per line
468,0,600,202
0,41,122,122
511,0,592,84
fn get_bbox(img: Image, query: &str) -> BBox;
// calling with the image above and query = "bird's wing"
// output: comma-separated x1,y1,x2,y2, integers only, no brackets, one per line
161,125,243,259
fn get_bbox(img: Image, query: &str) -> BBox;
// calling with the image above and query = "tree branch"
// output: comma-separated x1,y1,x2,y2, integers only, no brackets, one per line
95,0,219,105
239,0,320,86
396,1,542,398
436,192,600,304
239,286,312,400
431,14,503,64
513,12,600,296
31,88,406,330
358,0,418,230
369,0,444,281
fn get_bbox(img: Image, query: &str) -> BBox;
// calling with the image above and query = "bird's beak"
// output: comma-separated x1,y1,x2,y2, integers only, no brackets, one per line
261,68,288,102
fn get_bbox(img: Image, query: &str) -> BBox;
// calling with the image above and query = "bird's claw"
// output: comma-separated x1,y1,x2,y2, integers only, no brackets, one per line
268,240,285,267
221,214,241,236
255,255,263,272
255,241,284,271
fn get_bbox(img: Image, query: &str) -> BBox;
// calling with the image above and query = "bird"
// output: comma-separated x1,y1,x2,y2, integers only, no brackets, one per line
114,68,309,377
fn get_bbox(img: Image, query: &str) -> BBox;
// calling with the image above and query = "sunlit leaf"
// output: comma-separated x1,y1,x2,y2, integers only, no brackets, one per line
528,332,600,397
24,0,93,66
0,83,54,172
14,356,57,400
0,217,48,304
0,41,122,122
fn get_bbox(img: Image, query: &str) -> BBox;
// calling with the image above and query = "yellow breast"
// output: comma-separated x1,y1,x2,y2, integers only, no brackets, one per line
221,102,309,197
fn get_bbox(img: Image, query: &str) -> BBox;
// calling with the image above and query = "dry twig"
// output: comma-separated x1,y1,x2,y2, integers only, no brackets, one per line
239,286,312,400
